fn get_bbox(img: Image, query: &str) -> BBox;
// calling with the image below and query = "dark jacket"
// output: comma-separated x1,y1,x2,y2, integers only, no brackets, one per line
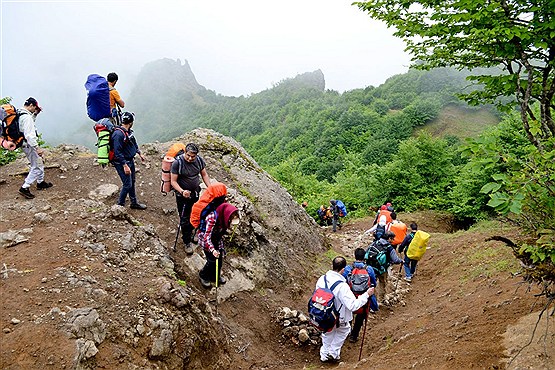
112,127,139,165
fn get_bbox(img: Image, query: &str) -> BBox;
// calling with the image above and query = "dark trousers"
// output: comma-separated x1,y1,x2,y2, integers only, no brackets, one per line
350,307,368,339
114,161,137,205
175,192,199,244
199,249,223,282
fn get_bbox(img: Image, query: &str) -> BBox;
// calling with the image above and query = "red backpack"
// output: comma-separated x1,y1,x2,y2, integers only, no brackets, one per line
348,265,371,314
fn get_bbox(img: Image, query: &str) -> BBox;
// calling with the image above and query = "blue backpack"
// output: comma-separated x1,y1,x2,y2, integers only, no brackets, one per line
308,276,343,332
85,74,111,121
336,200,347,217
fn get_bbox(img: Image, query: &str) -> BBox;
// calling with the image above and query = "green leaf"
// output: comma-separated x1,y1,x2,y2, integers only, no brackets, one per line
480,182,501,194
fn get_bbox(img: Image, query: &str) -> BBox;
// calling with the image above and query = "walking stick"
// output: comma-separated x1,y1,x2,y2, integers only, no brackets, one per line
358,305,369,361
173,205,187,252
394,262,404,292
215,258,219,315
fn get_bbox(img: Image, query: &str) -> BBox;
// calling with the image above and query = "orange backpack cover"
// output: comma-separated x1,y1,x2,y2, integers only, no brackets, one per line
389,221,407,245
166,143,187,158
190,182,227,228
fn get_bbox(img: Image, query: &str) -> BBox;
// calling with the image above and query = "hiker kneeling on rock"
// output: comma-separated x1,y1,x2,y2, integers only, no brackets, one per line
198,201,240,289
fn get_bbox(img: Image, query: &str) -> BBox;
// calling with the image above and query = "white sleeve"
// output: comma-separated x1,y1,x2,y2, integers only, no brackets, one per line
19,113,38,148
336,283,369,312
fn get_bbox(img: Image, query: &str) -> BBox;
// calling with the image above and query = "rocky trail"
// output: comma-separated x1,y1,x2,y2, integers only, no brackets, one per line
1,129,553,369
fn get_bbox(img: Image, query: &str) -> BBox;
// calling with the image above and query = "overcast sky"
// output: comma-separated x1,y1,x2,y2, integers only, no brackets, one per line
1,0,411,143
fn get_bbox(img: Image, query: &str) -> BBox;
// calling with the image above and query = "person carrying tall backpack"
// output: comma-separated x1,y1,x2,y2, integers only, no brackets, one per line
398,223,430,282
329,199,342,232
313,256,371,363
107,72,125,125
365,231,403,304
388,212,408,251
342,248,379,343
170,143,211,255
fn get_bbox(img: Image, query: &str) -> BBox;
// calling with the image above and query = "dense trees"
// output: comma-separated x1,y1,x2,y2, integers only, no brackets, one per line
355,0,554,283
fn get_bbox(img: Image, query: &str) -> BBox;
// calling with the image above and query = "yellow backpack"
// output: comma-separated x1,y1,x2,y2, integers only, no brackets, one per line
406,230,430,260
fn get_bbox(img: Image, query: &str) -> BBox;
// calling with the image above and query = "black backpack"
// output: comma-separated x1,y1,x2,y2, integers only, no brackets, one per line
374,224,386,240
348,265,371,296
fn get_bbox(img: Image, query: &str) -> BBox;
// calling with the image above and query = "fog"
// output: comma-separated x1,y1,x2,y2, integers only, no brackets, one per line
1,0,410,145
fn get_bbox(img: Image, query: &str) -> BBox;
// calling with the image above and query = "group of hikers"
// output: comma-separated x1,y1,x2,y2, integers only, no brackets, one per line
5,74,430,365
309,203,430,363
4,72,240,290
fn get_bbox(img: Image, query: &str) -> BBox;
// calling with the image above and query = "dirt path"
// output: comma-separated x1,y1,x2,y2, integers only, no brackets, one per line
275,217,554,369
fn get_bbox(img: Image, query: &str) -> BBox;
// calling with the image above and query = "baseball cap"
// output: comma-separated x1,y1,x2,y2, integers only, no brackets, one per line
25,97,42,110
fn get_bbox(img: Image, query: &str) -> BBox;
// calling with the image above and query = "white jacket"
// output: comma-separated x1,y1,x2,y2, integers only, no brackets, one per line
315,270,369,324
18,108,38,148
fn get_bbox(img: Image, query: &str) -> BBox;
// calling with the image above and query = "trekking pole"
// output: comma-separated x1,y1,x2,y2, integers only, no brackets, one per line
173,205,187,252
394,263,403,293
215,258,219,316
358,307,369,361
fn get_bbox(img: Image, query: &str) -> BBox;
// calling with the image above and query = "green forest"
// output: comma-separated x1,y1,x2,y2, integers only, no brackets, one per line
129,63,503,223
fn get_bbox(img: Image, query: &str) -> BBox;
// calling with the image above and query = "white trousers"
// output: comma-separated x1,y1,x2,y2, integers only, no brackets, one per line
320,322,351,361
21,144,44,187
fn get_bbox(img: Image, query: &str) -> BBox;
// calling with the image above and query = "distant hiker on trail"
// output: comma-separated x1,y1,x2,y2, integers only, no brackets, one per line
198,201,239,289
112,111,147,210
329,199,343,232
317,205,332,226
315,256,371,363
342,248,379,343
301,201,308,210
107,72,124,125
18,97,53,199
365,231,403,304
372,202,393,225
398,223,430,283
170,143,211,255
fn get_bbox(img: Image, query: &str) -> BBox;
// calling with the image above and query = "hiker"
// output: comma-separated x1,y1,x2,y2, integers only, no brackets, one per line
317,205,332,226
389,212,408,252
329,199,342,232
372,203,393,225
17,97,53,199
301,201,308,209
198,201,239,289
366,231,403,304
112,112,147,209
315,256,371,363
342,248,379,343
107,72,124,125
170,143,211,255
398,223,419,282
364,214,389,241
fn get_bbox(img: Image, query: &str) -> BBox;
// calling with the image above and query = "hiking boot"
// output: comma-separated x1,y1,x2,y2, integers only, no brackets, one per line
130,203,147,210
37,181,53,190
199,275,211,289
18,187,35,199
218,275,226,285
349,336,358,343
320,355,339,363
404,276,412,283
184,243,194,255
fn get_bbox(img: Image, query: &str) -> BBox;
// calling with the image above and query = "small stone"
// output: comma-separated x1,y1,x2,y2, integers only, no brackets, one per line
3,328,11,333
11,318,21,325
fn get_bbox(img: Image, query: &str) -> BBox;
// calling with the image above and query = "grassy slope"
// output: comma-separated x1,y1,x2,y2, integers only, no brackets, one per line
417,104,500,139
